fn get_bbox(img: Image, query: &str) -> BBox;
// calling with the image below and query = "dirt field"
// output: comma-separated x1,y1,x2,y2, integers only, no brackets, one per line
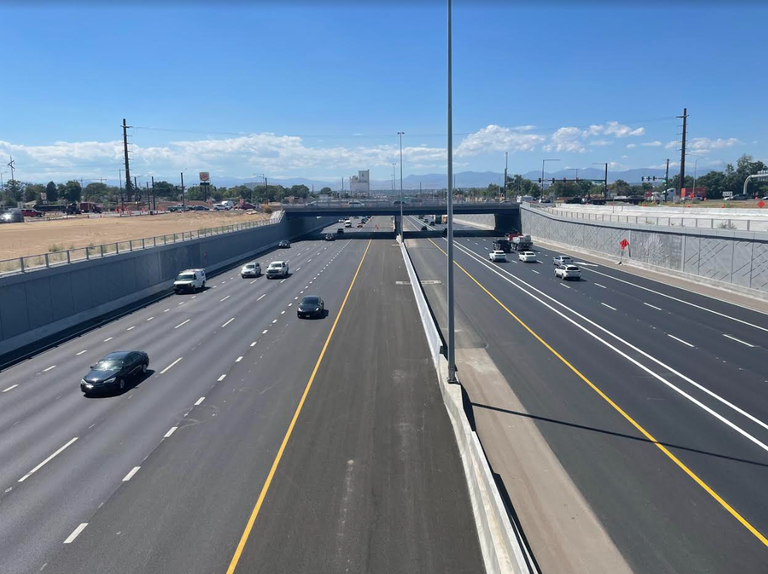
0,211,271,260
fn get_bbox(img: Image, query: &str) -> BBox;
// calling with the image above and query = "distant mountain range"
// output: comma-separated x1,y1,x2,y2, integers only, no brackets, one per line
104,168,707,190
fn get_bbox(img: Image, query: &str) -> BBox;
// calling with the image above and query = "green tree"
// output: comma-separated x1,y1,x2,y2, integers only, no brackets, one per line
62,180,82,203
25,183,45,203
609,179,631,195
151,181,176,199
45,181,59,203
186,186,205,201
4,179,23,206
84,182,108,202
320,187,332,194
290,184,310,199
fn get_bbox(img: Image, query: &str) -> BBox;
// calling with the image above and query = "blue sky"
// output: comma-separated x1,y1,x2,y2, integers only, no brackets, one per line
1,1,766,183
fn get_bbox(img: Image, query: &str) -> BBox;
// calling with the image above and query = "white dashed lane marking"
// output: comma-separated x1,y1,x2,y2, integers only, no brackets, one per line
63,523,88,544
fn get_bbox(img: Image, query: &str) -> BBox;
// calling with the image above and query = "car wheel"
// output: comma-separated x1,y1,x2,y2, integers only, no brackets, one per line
118,378,125,392
142,362,147,375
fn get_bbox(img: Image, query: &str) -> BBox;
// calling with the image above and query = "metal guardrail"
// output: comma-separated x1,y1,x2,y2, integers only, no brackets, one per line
285,199,515,209
544,206,768,233
0,211,282,277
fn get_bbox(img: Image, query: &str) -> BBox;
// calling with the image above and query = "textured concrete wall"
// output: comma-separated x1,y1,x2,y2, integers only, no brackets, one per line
0,216,334,361
521,204,768,298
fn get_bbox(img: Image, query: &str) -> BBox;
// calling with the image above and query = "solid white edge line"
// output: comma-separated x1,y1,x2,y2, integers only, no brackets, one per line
723,334,756,348
164,427,177,438
452,240,768,444
122,466,141,482
2,384,19,392
601,303,617,311
63,523,88,544
644,303,662,311
160,357,182,374
18,437,79,482
195,396,205,406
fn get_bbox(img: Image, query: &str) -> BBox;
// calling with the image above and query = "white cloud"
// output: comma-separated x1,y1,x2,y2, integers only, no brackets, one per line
585,121,644,138
588,139,613,147
621,155,629,159
688,137,741,151
665,140,678,149
455,124,545,157
543,127,586,153
626,143,637,149
650,161,679,169
641,141,663,147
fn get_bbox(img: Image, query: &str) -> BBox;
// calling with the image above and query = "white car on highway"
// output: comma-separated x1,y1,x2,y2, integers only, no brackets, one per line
173,268,206,293
555,264,581,280
553,255,573,266
240,262,261,278
518,251,537,262
489,250,507,262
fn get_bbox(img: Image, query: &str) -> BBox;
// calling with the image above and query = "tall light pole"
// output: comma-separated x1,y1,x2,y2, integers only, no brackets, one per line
398,131,405,236
592,162,608,200
503,151,508,200
446,0,457,383
692,158,700,199
541,158,560,197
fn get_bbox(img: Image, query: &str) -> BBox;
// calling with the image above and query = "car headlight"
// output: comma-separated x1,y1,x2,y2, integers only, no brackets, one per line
104,377,116,384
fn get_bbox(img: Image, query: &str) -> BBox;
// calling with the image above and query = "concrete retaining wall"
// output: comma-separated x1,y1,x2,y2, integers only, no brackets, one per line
521,204,768,299
0,216,334,363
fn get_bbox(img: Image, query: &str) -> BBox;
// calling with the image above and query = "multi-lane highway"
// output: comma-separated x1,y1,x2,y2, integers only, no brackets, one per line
0,216,482,574
403,214,768,574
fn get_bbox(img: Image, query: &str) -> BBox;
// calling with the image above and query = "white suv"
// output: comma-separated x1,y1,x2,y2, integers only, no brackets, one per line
553,255,573,266
555,264,581,280
174,268,206,293
266,261,289,279
489,250,507,262
241,262,261,278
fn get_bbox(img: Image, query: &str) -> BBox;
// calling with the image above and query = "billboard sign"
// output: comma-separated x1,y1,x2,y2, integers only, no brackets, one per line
199,172,210,182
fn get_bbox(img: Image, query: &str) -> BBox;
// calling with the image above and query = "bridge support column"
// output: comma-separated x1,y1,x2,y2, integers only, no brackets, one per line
494,212,521,234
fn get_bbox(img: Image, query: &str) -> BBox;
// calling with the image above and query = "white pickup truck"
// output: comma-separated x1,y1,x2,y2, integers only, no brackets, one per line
266,261,289,279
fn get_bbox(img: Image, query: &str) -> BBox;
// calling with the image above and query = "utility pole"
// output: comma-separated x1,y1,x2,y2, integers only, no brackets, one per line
504,151,508,200
118,169,125,213
446,0,457,384
134,176,138,204
180,172,186,210
398,131,405,237
677,108,687,198
146,182,150,209
665,158,670,195
7,155,15,182
122,119,133,203
151,176,156,212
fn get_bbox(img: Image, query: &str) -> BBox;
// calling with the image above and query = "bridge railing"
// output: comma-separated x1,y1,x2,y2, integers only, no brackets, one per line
284,199,517,209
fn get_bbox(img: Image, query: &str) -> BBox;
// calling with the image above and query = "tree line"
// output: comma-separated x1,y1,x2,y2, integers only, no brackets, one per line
1,179,321,208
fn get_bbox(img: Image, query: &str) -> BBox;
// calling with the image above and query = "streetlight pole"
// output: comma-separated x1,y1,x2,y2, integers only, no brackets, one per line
592,162,608,200
398,131,405,237
541,158,560,197
503,151,508,200
446,0,457,384
692,158,699,199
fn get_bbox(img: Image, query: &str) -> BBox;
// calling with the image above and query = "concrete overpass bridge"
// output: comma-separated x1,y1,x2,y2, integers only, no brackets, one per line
282,199,520,234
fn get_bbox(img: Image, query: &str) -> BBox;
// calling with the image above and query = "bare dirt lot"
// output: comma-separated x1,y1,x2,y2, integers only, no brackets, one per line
0,211,271,260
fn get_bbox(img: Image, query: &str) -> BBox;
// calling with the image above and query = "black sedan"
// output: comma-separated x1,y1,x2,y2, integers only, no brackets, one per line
325,233,335,241
297,296,325,319
80,351,149,395
278,240,291,248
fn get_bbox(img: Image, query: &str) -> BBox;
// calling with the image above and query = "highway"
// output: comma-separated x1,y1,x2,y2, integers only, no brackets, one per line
403,214,768,574
0,215,482,574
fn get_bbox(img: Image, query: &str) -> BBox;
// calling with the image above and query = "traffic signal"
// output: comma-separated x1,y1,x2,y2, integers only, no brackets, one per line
563,178,567,182
538,178,542,183
551,178,556,184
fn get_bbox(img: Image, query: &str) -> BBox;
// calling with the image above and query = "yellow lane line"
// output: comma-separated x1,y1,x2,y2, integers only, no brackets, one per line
427,238,768,549
225,239,373,574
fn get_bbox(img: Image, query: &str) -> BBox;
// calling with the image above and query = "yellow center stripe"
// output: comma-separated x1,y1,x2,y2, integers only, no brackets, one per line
427,238,768,549
225,239,373,573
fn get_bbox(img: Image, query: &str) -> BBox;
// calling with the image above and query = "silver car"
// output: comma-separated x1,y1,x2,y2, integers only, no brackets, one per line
241,262,261,278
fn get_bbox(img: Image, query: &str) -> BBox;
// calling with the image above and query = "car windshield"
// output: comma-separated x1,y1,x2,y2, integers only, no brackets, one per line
244,264,255,269
94,359,122,371
302,297,320,305
176,273,195,281
268,263,282,268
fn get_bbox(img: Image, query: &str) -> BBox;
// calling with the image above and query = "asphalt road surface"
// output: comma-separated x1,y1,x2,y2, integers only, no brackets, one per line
0,216,482,574
403,214,768,574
